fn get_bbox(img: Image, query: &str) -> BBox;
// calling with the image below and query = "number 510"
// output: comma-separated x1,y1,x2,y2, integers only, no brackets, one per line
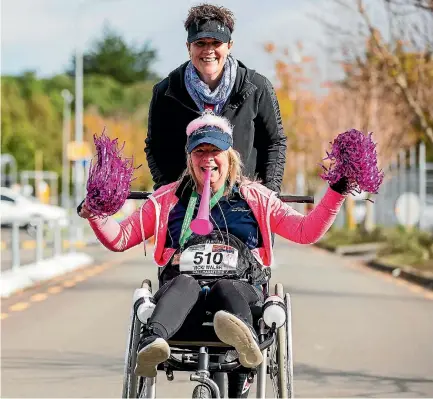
193,252,223,265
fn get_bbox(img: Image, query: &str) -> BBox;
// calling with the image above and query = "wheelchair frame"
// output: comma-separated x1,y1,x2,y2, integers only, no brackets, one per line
121,191,309,398
122,280,294,399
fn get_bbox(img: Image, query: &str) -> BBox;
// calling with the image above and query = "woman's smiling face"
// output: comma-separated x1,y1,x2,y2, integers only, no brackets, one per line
190,143,229,192
187,38,233,86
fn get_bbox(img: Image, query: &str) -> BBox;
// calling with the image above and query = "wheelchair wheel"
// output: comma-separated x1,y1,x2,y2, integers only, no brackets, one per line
275,283,294,398
192,384,212,398
122,280,156,399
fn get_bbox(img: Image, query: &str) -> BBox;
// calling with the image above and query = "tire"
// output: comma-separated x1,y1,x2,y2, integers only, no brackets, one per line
275,283,294,398
192,384,212,398
122,310,141,398
123,282,151,398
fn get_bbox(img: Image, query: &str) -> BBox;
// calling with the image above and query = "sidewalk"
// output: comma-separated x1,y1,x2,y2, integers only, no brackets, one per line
0,252,94,298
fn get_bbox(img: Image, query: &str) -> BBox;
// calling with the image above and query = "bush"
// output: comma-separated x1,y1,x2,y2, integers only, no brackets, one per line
322,225,433,267
321,225,386,246
377,227,432,263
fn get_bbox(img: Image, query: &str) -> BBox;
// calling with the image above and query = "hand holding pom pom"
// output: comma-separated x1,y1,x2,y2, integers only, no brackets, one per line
85,129,141,218
320,129,384,198
329,176,350,195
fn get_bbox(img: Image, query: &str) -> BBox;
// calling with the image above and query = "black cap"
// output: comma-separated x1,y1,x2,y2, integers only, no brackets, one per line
187,19,231,43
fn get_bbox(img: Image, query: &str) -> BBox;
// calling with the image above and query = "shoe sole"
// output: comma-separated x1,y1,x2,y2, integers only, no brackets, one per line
135,338,170,377
213,311,263,368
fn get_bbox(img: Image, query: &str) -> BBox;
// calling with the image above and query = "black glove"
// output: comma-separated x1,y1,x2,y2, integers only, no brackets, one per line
330,176,350,195
76,199,85,216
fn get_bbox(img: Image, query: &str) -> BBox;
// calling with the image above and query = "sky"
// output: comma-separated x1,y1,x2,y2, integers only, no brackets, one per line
1,0,346,86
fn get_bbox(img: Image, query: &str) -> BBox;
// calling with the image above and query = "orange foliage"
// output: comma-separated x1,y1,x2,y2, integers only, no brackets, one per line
266,40,418,194
83,112,153,190
263,42,275,54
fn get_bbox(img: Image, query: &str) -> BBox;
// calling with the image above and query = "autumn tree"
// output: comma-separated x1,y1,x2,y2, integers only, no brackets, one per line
313,0,433,145
83,112,153,191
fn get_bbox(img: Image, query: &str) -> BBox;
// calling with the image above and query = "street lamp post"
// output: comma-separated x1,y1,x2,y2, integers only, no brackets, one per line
74,1,85,210
73,0,118,209
291,49,306,213
61,89,74,209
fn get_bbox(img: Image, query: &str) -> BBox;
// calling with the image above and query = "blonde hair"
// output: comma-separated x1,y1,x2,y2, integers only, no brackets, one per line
182,147,245,195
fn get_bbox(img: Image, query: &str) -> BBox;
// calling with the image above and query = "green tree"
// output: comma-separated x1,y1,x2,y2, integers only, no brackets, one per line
68,24,160,85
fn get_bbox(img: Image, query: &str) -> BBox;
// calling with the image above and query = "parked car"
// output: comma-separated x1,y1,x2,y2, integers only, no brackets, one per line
0,187,69,229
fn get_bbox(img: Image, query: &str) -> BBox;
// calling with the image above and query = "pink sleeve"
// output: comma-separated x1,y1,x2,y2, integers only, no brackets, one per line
271,187,345,244
87,200,156,252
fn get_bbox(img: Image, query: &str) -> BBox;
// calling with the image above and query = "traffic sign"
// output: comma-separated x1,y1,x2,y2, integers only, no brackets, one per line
395,192,421,227
67,141,92,161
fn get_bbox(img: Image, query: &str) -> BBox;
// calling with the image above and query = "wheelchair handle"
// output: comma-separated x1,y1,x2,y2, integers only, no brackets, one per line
128,191,314,204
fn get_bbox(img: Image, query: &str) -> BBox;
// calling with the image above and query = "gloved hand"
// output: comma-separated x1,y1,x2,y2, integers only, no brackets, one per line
330,176,350,195
77,199,85,215
77,199,94,219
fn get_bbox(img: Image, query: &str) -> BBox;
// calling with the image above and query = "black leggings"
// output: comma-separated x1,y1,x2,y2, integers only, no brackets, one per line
148,274,264,340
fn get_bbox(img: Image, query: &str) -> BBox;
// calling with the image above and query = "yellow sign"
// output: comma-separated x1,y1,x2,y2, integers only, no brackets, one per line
67,141,92,161
37,181,50,204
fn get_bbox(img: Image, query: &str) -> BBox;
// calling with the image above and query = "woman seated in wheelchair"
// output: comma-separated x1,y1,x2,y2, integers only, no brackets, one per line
79,112,348,379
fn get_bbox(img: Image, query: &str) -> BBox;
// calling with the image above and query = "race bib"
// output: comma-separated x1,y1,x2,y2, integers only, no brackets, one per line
179,244,239,277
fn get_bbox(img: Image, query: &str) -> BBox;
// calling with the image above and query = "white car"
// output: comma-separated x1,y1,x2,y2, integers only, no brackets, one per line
0,187,69,228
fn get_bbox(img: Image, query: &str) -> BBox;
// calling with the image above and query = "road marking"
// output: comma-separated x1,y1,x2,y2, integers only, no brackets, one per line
30,293,48,302
9,302,30,312
84,269,96,277
47,286,63,294
409,285,424,293
2,247,143,320
74,274,86,282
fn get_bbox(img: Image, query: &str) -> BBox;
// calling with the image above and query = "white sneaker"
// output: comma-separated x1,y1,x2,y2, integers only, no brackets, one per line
213,310,263,368
135,336,170,377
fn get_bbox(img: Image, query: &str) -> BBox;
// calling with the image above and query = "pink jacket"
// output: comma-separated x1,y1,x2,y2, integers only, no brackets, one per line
88,181,345,267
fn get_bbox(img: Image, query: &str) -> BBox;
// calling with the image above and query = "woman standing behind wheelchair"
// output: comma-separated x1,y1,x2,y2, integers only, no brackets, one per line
144,3,287,195
79,113,351,390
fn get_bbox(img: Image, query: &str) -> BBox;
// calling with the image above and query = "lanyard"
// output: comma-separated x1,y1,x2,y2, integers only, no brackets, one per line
179,184,225,248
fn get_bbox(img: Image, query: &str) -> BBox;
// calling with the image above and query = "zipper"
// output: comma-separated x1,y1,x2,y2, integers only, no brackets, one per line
165,92,201,115
221,81,257,114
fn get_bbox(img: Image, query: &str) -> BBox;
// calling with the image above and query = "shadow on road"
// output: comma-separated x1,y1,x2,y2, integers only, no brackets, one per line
284,286,430,303
1,350,124,381
295,362,433,397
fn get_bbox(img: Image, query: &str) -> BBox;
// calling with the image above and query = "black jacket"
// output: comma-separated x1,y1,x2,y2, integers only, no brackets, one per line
144,60,287,193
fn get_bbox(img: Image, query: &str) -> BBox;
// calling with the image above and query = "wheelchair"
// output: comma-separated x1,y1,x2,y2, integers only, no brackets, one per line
122,278,293,399
121,192,313,399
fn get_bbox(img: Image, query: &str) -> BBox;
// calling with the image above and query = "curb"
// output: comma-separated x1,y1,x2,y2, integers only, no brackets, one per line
0,252,94,298
366,260,433,290
315,243,433,291
315,241,385,255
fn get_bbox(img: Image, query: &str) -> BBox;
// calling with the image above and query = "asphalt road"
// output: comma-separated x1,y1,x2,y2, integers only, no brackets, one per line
2,237,433,398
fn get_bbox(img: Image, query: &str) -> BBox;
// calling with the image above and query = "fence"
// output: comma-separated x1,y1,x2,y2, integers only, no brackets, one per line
1,215,98,272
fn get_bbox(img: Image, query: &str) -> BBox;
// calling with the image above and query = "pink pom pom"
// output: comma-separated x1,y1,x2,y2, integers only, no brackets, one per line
320,129,384,196
85,129,141,217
